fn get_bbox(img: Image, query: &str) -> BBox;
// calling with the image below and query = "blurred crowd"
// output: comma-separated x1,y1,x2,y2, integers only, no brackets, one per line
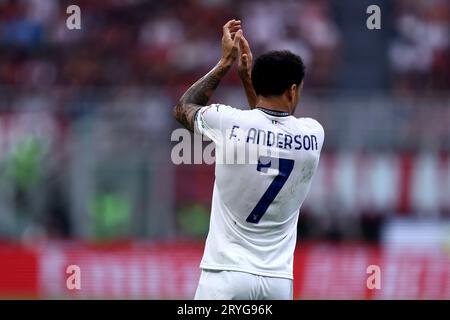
0,0,339,89
389,0,450,94
1,0,449,93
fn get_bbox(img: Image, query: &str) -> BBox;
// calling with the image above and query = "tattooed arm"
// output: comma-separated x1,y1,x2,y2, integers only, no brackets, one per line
172,19,242,132
172,60,233,132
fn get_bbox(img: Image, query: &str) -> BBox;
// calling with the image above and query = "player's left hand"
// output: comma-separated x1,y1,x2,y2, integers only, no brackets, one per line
238,34,253,79
221,19,242,65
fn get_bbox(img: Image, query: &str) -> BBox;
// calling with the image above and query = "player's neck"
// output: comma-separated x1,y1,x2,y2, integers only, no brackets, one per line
257,96,292,114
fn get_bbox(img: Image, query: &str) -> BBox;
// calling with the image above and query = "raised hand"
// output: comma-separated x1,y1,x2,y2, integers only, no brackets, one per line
238,34,253,79
221,19,242,64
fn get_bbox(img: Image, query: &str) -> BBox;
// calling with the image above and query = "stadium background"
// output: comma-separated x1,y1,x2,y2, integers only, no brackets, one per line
0,0,449,299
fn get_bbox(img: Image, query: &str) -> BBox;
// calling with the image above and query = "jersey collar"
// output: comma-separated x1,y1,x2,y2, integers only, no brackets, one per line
256,107,290,117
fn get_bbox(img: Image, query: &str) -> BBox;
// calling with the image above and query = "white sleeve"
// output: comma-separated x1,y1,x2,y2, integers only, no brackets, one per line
194,104,237,142
309,118,325,152
298,117,325,152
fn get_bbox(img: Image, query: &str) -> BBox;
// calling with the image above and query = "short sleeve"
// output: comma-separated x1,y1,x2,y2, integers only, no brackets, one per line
310,118,325,152
194,104,236,142
298,117,325,152
310,118,325,143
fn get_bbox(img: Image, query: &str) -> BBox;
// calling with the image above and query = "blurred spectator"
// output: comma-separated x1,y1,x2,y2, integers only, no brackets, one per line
0,0,342,88
389,0,450,94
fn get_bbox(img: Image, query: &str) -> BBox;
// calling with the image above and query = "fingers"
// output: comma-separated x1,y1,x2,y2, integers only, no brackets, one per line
223,19,234,33
222,20,233,40
241,53,248,64
223,19,238,31
240,35,251,54
233,29,243,47
240,35,249,47
223,20,241,33
229,23,241,33
223,19,241,39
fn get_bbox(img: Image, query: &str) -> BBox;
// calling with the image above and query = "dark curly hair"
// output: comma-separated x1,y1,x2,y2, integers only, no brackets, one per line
251,50,305,97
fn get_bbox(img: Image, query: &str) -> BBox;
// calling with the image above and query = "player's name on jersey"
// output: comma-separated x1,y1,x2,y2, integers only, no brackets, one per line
230,126,319,151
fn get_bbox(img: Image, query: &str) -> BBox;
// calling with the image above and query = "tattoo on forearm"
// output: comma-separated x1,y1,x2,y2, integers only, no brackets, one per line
174,103,200,132
179,63,229,106
173,62,230,131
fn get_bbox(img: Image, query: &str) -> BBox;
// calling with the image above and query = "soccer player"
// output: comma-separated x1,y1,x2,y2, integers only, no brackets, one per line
172,19,324,300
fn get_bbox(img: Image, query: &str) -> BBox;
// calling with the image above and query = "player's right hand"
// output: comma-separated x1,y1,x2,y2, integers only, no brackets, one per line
221,19,242,65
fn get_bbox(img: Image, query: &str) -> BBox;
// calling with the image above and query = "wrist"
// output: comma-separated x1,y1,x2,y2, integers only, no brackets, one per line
238,70,251,81
219,57,234,69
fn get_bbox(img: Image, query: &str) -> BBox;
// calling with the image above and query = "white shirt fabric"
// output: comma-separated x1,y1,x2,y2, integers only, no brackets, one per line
195,104,324,279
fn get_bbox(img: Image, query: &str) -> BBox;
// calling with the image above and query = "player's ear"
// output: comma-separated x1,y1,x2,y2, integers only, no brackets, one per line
288,84,297,102
297,82,303,99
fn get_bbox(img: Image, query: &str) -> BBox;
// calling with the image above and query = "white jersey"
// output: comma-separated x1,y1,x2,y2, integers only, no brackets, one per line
195,104,324,279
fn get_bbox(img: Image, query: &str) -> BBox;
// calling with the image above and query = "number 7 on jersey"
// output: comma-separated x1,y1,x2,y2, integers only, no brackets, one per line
246,156,295,224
